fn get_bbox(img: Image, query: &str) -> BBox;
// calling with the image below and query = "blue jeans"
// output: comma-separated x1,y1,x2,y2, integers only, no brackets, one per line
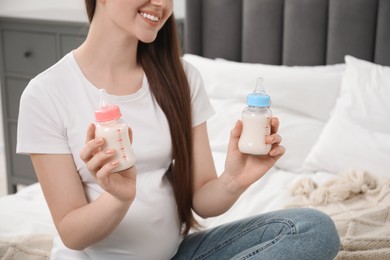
172,208,340,260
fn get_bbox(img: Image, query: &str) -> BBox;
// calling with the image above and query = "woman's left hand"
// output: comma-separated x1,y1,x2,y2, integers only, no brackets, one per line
223,117,285,192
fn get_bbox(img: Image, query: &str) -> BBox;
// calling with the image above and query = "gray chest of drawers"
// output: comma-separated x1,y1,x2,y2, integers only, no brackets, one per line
0,17,88,193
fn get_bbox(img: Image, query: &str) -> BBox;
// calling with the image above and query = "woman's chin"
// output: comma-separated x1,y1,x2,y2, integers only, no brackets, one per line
138,34,158,44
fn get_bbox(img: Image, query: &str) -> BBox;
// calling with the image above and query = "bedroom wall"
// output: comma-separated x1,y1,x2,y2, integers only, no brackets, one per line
0,0,186,19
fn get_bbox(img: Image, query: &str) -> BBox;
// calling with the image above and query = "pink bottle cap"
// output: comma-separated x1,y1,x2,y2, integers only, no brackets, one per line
95,105,122,122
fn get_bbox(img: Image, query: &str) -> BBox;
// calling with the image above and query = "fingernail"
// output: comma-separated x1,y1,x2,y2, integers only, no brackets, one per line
94,138,103,144
105,149,114,155
111,160,119,166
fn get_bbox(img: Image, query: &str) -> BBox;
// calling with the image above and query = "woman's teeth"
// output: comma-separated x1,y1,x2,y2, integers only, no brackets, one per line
139,12,159,22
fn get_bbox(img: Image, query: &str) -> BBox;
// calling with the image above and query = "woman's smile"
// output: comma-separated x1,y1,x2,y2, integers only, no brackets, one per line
138,10,161,26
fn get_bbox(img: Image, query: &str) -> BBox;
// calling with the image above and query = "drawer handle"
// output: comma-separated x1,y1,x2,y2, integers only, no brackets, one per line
24,51,32,58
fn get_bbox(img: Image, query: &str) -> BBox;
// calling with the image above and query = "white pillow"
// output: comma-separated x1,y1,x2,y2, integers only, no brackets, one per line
271,107,326,172
183,54,345,121
205,98,326,172
183,54,344,172
303,56,390,177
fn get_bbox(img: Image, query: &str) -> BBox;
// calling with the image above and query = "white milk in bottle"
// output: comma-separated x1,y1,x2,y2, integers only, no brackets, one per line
94,89,136,172
238,78,272,155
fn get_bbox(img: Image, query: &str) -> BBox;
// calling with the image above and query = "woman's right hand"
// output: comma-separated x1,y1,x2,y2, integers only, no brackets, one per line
80,123,137,202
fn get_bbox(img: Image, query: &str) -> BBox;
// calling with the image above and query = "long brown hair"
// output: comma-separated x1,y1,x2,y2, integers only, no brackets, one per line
85,1,196,235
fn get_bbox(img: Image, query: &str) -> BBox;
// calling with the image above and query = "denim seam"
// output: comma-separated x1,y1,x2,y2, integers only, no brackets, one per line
193,218,298,260
238,219,298,260
238,234,284,260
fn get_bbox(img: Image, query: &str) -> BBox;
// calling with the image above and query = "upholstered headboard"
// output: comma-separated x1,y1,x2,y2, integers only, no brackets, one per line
184,0,390,66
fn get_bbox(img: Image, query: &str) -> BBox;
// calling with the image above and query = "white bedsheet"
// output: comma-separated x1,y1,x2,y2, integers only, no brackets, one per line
197,152,336,229
0,153,336,238
0,183,56,237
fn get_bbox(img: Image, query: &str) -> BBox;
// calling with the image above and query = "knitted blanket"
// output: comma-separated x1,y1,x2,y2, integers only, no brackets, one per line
286,170,390,260
0,234,53,260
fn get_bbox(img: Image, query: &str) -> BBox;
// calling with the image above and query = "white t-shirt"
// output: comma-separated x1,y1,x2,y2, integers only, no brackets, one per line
17,52,215,260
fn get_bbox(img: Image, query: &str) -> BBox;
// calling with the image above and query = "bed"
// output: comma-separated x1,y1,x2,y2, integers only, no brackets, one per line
1,0,390,259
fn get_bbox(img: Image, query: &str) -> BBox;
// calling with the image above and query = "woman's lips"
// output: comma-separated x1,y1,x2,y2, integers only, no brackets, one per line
138,11,160,26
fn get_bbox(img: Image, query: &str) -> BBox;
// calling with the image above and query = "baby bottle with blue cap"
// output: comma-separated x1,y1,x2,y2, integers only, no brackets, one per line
238,78,272,155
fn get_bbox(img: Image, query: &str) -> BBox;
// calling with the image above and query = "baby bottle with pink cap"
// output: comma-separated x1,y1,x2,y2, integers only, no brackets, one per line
94,89,136,172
